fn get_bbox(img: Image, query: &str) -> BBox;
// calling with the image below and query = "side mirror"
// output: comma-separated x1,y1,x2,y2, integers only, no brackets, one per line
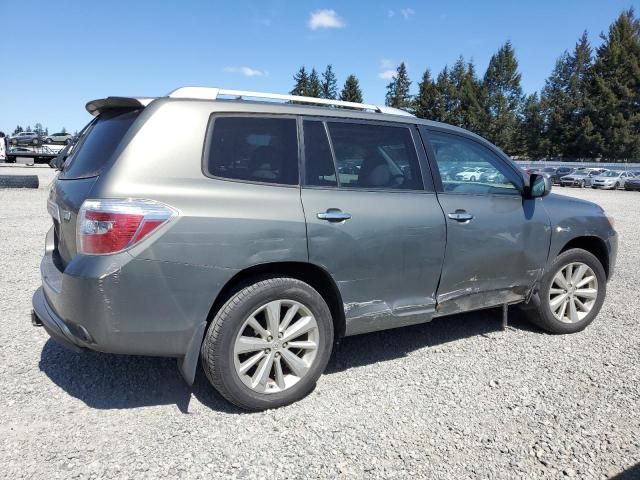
527,173,552,198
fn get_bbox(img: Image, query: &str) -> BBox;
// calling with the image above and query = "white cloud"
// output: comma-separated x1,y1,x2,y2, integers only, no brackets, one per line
308,9,345,30
387,9,395,17
255,18,272,26
224,66,267,77
400,8,415,20
378,69,397,80
380,58,395,69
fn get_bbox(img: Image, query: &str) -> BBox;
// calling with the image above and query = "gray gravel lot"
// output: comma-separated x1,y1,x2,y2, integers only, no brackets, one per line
0,165,638,479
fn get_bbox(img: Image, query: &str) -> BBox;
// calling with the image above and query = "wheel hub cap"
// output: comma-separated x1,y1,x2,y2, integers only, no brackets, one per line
233,299,319,394
548,262,598,324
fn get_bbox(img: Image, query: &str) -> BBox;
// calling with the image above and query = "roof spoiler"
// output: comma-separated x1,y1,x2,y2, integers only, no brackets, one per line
85,96,155,116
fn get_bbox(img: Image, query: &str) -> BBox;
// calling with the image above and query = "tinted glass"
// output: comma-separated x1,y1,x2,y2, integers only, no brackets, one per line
429,132,520,194
327,122,422,190
206,117,298,185
303,121,336,187
61,109,140,179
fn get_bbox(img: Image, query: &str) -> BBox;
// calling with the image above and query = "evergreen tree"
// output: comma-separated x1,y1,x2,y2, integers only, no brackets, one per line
26,125,32,133
34,123,44,136
541,52,573,157
447,57,485,133
339,74,363,103
482,41,523,153
433,66,456,123
385,62,412,111
519,93,549,159
13,125,23,135
588,9,640,160
290,66,309,96
307,68,322,98
320,64,338,99
414,69,439,119
541,32,598,158
61,127,67,134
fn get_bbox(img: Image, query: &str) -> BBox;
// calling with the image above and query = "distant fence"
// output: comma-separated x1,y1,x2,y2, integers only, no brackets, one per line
514,160,640,170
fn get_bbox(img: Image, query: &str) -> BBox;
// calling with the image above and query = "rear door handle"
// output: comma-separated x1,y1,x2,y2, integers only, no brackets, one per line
317,209,352,222
447,210,474,222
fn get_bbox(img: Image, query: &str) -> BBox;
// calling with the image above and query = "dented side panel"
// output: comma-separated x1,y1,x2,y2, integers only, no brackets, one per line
301,188,447,336
434,193,551,313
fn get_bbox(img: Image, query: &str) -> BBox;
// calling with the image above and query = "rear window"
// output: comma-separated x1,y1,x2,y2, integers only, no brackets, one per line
204,116,299,185
61,109,141,179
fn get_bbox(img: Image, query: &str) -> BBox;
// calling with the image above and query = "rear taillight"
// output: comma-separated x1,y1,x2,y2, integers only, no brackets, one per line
77,199,177,255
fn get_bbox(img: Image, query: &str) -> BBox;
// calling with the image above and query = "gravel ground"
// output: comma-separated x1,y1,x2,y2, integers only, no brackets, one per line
1,165,638,479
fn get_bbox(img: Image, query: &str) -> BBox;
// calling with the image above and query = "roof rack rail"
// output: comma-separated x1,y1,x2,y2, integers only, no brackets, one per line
166,87,414,117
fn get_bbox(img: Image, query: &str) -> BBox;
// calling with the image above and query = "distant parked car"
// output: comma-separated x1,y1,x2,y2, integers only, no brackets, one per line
45,132,73,144
5,146,32,163
560,168,607,188
9,132,41,146
625,176,640,191
551,167,575,184
540,166,556,176
455,167,488,181
479,169,508,184
591,170,633,190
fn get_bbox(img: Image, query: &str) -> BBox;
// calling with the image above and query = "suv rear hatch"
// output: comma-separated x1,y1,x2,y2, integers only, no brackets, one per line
50,100,150,268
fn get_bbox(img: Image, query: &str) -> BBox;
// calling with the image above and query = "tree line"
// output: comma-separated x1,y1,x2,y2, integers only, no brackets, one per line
290,9,640,161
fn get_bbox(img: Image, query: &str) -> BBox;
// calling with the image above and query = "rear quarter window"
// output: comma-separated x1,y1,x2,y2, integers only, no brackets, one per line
60,108,141,179
204,116,299,185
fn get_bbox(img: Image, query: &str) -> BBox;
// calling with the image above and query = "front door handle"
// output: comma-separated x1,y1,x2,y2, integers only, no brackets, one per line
447,210,474,222
317,209,352,222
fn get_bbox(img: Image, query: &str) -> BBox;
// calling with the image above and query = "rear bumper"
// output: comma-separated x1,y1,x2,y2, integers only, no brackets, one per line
32,287,86,352
35,227,231,358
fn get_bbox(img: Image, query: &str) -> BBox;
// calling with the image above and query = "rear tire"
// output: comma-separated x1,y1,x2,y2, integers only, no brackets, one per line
524,248,606,334
201,277,334,411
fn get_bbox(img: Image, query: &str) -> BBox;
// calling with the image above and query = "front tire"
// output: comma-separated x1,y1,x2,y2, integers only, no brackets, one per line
525,248,606,334
201,277,334,411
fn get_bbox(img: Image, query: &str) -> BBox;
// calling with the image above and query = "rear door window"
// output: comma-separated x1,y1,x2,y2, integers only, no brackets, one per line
204,116,299,185
303,121,337,187
60,108,141,179
326,122,423,190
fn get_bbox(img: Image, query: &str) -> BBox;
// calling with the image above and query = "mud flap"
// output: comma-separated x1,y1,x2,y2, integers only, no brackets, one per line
177,321,207,385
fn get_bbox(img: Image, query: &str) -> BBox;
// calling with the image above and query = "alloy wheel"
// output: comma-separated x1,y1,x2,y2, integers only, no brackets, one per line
548,262,599,323
233,299,319,394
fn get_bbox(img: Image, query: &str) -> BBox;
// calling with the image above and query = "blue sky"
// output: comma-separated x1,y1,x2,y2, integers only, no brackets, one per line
1,0,636,134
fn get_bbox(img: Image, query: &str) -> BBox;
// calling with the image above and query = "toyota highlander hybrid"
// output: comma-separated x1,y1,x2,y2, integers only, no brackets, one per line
32,87,618,410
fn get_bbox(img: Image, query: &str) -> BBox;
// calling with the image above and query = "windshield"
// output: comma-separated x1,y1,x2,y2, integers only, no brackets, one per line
602,170,620,177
